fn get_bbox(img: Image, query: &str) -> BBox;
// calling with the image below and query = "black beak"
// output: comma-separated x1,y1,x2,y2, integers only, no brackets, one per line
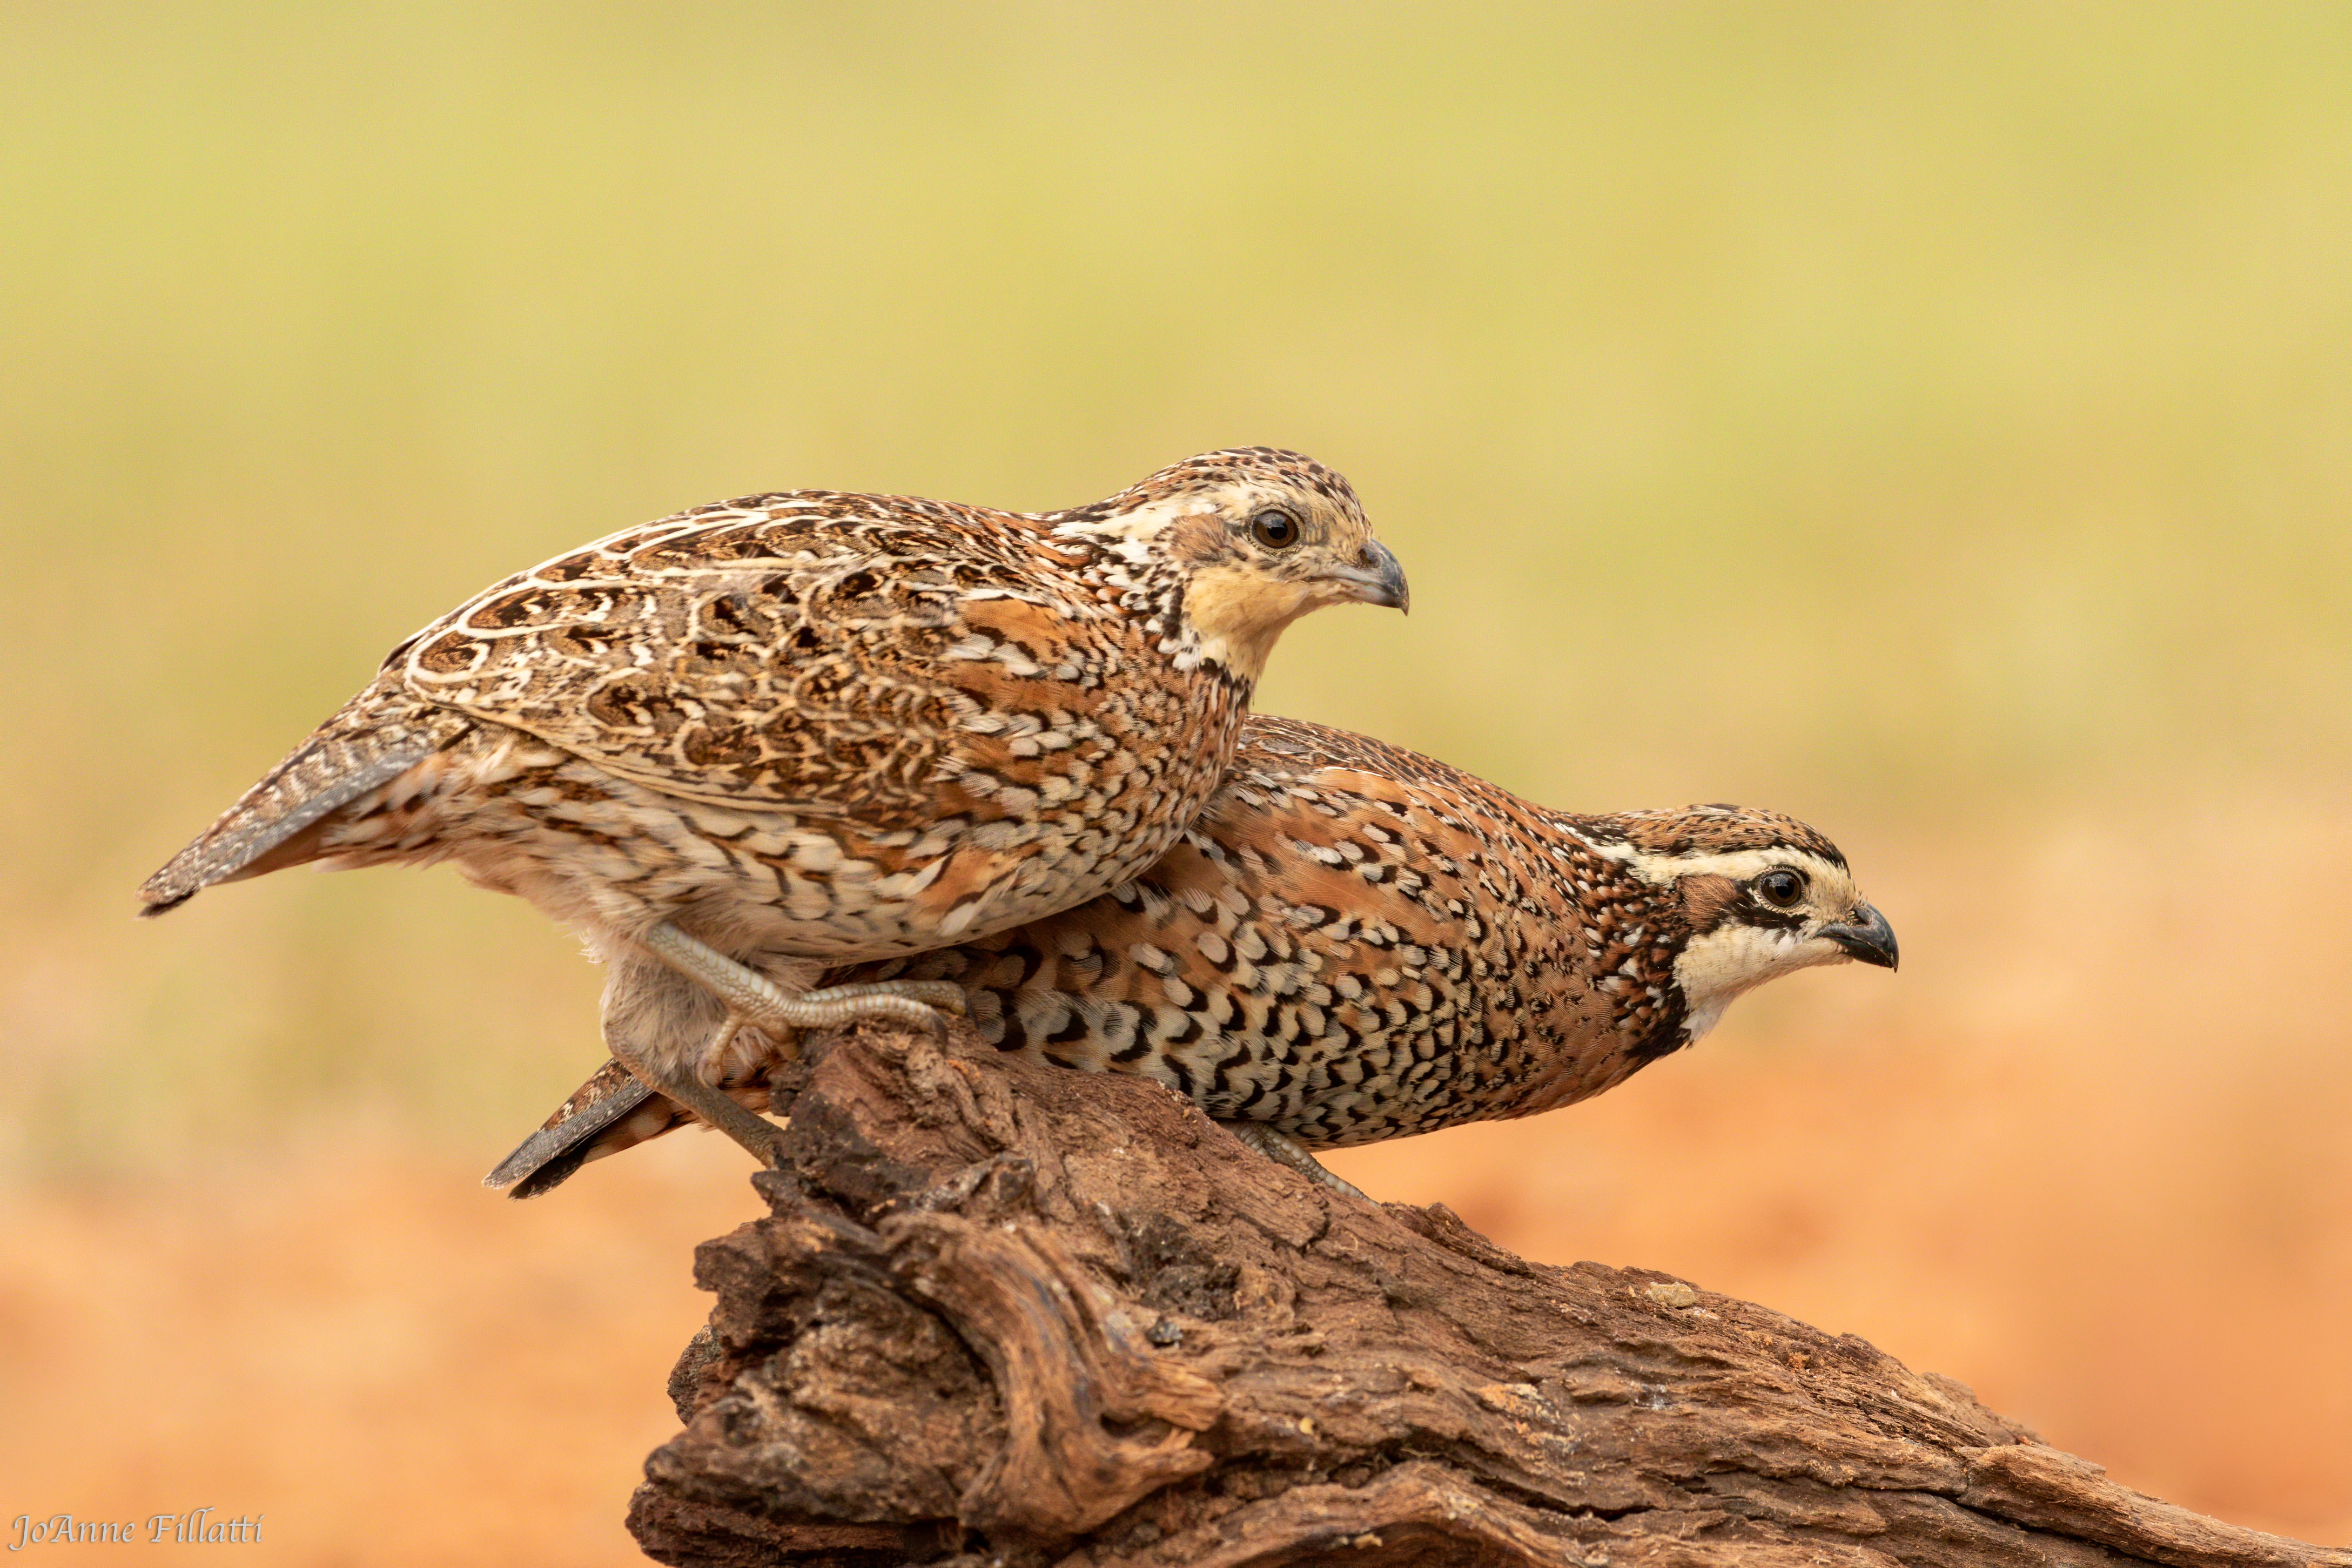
1328,540,1410,613
1821,903,1898,970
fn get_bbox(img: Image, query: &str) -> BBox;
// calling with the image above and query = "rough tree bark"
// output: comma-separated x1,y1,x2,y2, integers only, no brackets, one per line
626,1020,2349,1568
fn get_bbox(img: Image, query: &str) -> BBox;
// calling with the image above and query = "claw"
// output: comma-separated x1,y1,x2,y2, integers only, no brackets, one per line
1218,1120,1367,1200
697,1014,747,1087
635,922,967,1167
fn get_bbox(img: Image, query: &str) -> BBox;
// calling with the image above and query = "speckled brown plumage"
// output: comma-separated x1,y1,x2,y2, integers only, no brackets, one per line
140,452,1406,1160
492,715,1895,1195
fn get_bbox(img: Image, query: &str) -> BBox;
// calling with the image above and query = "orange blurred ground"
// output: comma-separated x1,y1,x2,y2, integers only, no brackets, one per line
5,803,2350,1564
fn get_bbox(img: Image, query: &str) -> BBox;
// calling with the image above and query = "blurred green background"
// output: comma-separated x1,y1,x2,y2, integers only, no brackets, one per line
4,5,2352,1556
8,0,2348,1167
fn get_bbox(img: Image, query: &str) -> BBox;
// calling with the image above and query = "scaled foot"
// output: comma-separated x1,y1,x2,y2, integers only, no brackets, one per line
633,921,969,1165
1219,1120,1368,1201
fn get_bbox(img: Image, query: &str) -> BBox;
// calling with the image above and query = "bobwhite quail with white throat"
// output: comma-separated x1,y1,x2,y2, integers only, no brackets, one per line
490,714,1893,1197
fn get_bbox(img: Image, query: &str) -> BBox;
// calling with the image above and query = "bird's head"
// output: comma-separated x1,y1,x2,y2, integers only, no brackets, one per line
1050,447,1408,682
1588,804,1897,1046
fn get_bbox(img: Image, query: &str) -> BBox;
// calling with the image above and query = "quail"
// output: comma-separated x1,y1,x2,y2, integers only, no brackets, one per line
489,714,1894,1197
140,454,1408,1165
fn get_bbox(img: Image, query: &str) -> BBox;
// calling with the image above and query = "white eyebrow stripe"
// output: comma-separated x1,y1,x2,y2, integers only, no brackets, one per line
1587,844,1800,886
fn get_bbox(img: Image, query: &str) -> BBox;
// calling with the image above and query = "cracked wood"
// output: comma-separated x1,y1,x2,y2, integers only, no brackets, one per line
630,1020,2350,1568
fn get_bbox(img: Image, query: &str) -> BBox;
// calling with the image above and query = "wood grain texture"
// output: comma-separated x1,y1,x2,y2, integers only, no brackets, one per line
629,1021,2346,1567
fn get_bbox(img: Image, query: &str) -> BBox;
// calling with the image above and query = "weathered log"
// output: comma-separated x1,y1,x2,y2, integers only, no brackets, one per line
627,1021,2349,1568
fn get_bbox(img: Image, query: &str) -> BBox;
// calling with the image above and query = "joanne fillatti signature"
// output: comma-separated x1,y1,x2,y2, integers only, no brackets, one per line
9,1510,263,1549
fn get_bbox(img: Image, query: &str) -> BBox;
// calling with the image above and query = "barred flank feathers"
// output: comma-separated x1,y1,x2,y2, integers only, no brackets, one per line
137,684,465,916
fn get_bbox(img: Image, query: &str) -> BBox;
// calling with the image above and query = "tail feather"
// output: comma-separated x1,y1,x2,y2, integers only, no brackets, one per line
138,685,463,917
482,1062,701,1194
487,1059,754,1199
485,1061,665,1197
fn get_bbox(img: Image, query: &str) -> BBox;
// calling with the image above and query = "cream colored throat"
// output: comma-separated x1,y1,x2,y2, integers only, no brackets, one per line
1181,567,1315,681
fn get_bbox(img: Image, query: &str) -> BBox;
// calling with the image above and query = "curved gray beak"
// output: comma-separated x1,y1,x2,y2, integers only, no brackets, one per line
1325,540,1410,613
1821,903,1898,970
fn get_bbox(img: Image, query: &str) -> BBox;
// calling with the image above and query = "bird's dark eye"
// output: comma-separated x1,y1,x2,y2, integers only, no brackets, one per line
1249,509,1300,549
1755,869,1807,909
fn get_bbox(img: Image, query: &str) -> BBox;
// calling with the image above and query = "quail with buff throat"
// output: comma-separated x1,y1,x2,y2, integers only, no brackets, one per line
141,453,1408,1168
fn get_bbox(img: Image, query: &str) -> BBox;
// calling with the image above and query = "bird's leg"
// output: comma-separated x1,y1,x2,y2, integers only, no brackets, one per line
698,988,969,1088
626,924,973,1168
640,921,967,1048
600,1025,788,1169
697,1014,745,1088
790,977,970,1023
1217,1121,1368,1201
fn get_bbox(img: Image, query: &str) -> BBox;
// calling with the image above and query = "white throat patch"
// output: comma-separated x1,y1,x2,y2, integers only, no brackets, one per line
1574,835,1860,1048
1672,922,1844,1044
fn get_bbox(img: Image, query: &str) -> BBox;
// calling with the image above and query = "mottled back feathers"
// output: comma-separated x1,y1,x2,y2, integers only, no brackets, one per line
395,497,1091,820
